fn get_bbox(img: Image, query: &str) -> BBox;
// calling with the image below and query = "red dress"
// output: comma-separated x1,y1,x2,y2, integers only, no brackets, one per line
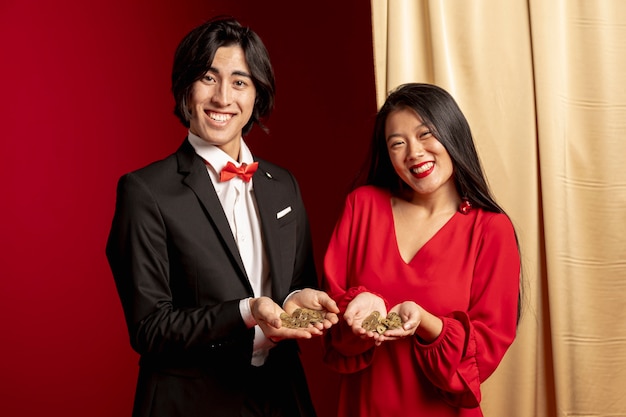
322,186,520,417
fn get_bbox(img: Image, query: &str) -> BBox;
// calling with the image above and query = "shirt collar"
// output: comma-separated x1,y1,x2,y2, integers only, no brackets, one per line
187,131,255,173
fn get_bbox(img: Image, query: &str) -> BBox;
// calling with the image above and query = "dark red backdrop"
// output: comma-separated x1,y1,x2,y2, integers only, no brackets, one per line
0,1,376,416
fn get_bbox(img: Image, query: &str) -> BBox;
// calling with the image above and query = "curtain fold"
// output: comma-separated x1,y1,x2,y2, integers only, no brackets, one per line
371,1,626,416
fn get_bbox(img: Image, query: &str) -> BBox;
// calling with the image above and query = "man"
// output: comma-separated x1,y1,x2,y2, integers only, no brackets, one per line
106,17,338,417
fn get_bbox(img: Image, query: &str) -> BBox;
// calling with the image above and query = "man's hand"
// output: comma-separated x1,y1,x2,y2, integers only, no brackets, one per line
284,288,340,330
249,295,332,343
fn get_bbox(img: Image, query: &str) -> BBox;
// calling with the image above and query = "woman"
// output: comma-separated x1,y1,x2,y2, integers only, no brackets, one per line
322,83,521,416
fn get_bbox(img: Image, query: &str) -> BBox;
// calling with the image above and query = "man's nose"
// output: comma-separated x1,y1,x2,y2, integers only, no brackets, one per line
212,83,232,105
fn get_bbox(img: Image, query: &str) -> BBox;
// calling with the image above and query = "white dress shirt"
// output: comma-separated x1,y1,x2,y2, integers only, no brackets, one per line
188,131,273,366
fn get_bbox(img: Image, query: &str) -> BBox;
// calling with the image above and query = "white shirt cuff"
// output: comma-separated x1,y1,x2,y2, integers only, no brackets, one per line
239,297,257,328
283,289,301,308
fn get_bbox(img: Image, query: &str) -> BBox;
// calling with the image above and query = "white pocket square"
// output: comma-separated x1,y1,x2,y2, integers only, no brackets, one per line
276,206,292,219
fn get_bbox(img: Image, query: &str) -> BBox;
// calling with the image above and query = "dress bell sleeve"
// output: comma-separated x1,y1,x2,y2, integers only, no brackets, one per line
413,214,521,408
320,195,380,373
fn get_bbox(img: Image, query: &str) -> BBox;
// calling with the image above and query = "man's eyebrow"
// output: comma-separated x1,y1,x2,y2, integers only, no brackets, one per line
207,66,252,78
233,70,252,78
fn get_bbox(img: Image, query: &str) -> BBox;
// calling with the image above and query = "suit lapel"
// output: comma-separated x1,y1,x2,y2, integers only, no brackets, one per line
252,163,287,299
175,139,250,285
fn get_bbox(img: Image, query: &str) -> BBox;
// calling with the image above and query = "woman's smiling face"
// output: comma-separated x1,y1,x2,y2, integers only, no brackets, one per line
385,107,456,198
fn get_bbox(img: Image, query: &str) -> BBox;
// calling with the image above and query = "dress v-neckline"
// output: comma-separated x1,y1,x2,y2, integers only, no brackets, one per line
388,198,460,265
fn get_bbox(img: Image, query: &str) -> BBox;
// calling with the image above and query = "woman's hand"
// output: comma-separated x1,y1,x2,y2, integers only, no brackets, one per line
344,292,388,343
377,301,421,342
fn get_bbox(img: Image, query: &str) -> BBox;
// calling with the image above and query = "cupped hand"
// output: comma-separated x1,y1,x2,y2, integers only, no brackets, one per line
283,288,340,330
344,292,387,341
377,301,421,342
250,296,316,342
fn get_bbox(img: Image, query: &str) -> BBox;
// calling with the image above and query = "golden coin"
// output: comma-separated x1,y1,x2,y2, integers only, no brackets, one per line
362,311,404,333
281,308,326,328
361,311,381,332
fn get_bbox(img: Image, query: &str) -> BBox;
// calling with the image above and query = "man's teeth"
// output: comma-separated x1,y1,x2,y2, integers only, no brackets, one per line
412,162,434,174
208,112,231,121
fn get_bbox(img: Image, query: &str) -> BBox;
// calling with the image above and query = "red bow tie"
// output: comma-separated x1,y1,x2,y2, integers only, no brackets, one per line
219,161,259,183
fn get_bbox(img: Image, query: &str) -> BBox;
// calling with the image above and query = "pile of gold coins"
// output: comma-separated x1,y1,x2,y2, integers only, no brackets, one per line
280,308,326,328
361,311,403,334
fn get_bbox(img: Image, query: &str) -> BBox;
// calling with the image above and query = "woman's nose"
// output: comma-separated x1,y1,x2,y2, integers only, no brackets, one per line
408,140,425,159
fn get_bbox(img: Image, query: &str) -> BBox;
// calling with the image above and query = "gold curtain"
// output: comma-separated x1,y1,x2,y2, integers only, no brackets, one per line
371,1,626,416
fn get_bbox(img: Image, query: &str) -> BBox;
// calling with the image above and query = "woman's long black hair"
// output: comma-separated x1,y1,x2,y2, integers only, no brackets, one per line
357,83,502,213
355,83,524,324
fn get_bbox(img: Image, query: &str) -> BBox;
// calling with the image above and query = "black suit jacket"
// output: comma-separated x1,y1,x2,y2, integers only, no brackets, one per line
106,139,318,417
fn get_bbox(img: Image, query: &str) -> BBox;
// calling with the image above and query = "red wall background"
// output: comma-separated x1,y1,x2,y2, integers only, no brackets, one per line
0,1,377,416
